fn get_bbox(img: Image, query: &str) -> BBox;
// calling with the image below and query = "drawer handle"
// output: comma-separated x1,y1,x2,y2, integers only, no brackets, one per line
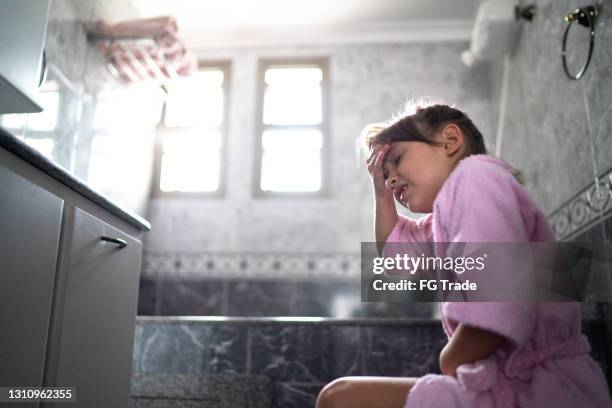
100,236,127,249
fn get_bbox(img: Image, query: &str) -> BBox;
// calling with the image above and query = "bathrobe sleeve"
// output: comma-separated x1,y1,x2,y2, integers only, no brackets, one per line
381,213,434,277
436,158,537,347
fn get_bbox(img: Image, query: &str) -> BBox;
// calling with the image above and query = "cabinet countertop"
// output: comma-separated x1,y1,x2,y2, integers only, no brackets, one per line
0,126,151,231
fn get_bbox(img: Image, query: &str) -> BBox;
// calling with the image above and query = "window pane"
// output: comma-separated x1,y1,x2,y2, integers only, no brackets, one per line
94,85,163,129
159,130,221,192
261,149,321,192
263,67,322,125
88,131,148,191
260,129,322,192
165,70,224,128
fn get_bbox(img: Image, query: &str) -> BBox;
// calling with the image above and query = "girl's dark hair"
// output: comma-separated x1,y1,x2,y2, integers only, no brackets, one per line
358,103,524,184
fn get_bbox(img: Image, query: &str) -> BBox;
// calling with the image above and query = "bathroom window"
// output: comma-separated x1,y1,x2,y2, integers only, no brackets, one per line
153,62,229,196
0,80,60,161
89,84,164,192
255,59,329,196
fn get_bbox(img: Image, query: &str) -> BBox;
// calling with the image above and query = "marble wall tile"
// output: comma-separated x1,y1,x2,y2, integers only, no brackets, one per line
133,321,445,381
249,325,338,382
271,383,324,408
137,277,158,316
361,301,436,319
159,278,225,316
582,321,608,375
600,300,612,391
227,281,296,317
570,220,609,319
137,275,437,319
362,325,446,377
135,323,247,375
492,0,612,216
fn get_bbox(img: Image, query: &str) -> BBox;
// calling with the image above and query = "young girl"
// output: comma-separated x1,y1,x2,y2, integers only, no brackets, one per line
315,104,611,408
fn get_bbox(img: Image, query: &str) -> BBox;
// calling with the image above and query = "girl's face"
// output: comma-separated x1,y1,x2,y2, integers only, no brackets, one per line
382,128,462,213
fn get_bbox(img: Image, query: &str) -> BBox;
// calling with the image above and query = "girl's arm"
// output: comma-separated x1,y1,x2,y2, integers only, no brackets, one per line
366,144,399,255
439,323,507,377
375,194,398,255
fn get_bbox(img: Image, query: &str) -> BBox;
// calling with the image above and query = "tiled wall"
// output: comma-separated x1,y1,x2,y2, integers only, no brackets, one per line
137,277,435,319
491,0,611,217
130,318,448,407
138,251,436,318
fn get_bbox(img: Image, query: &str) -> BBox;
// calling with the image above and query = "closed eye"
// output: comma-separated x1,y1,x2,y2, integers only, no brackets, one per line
394,155,401,166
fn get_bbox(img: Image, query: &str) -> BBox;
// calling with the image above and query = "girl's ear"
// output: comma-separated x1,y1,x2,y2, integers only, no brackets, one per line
441,124,463,155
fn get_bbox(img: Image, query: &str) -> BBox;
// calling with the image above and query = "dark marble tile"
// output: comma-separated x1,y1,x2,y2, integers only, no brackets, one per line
137,277,158,316
249,324,361,383
227,280,295,317
361,302,436,319
271,383,325,408
582,321,607,375
572,221,606,242
136,324,207,375
604,214,612,243
135,323,247,375
205,324,249,374
158,278,225,316
291,280,362,318
326,325,363,378
362,324,446,377
569,221,610,317
597,301,612,392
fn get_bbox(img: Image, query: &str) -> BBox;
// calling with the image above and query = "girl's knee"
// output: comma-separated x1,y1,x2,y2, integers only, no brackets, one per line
315,377,354,408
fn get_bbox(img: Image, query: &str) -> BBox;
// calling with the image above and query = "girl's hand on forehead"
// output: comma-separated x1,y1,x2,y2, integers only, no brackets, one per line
366,143,393,199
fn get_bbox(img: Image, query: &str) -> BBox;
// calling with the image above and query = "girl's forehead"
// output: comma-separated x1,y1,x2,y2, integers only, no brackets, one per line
387,142,405,155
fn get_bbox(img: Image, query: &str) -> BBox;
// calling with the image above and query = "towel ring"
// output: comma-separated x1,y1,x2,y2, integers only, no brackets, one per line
561,5,599,80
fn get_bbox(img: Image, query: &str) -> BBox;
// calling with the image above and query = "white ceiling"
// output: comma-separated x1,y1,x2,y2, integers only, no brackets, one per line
129,0,483,49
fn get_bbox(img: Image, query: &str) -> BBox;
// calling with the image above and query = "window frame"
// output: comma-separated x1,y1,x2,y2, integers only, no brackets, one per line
151,60,231,199
253,57,330,198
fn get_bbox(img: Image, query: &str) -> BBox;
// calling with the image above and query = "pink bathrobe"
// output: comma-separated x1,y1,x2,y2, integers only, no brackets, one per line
383,154,611,408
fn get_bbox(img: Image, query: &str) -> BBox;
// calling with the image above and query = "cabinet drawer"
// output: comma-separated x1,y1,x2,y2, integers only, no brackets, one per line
44,207,142,408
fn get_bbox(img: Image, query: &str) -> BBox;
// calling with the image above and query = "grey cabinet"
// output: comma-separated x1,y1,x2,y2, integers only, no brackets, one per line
0,0,51,113
0,161,63,399
43,207,142,408
0,143,146,408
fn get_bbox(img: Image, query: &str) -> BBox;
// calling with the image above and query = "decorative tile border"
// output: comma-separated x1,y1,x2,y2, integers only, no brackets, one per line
142,252,361,279
548,167,612,241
